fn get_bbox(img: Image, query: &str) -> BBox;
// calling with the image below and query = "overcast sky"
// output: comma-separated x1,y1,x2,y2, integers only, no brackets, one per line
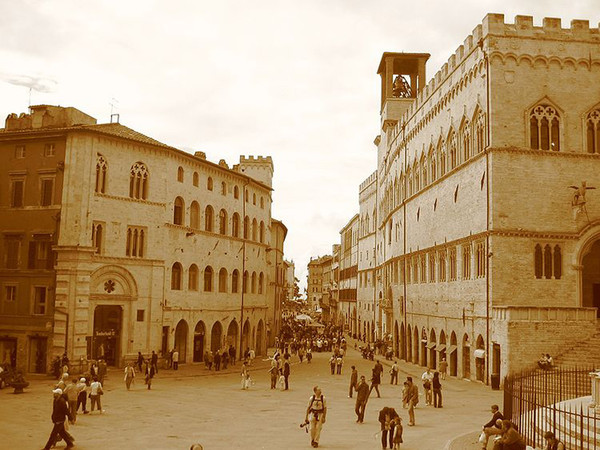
1,0,598,290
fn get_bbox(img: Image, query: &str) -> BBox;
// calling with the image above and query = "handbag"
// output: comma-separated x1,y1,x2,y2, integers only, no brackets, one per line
478,431,486,443
98,386,104,395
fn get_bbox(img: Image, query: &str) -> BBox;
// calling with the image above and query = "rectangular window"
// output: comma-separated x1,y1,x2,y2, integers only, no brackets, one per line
10,179,24,207
126,226,146,258
33,286,47,315
4,235,21,269
15,145,25,159
28,235,53,270
4,285,16,302
44,143,56,157
40,178,54,206
137,309,145,322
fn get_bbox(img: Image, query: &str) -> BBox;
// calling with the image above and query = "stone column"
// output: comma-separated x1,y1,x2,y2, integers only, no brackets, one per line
589,371,600,408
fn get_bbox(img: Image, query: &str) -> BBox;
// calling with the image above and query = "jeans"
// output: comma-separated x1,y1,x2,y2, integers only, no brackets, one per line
310,415,324,444
433,388,442,407
408,399,417,425
90,394,102,412
355,400,367,422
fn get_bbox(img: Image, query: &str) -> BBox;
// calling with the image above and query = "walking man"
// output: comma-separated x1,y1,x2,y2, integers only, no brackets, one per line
283,355,291,390
124,362,135,390
403,377,419,426
439,357,448,380
42,388,75,450
390,361,399,385
369,366,382,398
304,385,327,448
355,376,369,423
173,349,179,370
151,350,158,374
348,365,358,398
421,368,433,405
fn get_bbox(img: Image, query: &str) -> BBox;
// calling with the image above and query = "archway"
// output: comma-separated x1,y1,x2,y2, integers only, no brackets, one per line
256,320,265,356
413,326,419,364
174,320,188,363
420,328,428,367
400,323,406,361
406,325,412,362
582,239,600,317
242,320,251,353
475,335,486,382
450,332,458,377
211,322,223,353
227,320,238,351
93,305,122,366
429,329,437,370
393,321,399,358
439,331,447,369
193,321,205,362
371,320,375,342
366,323,371,343
462,334,471,379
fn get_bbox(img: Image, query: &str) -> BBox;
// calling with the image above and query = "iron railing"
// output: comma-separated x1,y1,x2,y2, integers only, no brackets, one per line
504,367,600,449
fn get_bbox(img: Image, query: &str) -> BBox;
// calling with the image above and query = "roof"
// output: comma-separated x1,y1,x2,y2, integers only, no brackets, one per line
377,52,431,75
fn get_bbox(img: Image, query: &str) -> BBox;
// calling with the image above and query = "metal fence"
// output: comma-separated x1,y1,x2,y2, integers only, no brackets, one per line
503,367,600,449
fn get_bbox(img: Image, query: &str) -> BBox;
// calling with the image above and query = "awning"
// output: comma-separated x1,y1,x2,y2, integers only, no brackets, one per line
295,314,312,322
447,344,457,353
436,344,446,353
427,341,436,349
474,349,486,359
421,339,428,344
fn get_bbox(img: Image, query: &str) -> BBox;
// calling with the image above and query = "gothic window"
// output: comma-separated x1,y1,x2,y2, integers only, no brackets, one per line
475,110,486,153
204,266,213,292
234,185,239,199
219,268,227,292
449,247,457,281
439,142,447,177
92,223,103,254
253,193,256,205
95,154,108,194
177,166,184,182
530,104,560,151
475,241,485,278
188,264,198,291
231,269,239,293
126,226,145,258
461,120,471,161
414,161,420,192
553,245,562,279
421,154,428,187
260,196,265,209
221,181,227,195
462,244,471,280
219,209,228,235
259,221,265,243
420,255,426,283
207,177,213,191
448,130,458,169
171,263,182,290
232,213,240,237
428,147,436,183
205,205,214,232
429,252,435,283
129,162,149,200
173,197,184,225
252,219,258,241
190,201,200,229
438,249,447,282
243,216,249,239
259,272,264,294
243,270,249,293
534,244,543,279
534,243,562,279
193,172,199,187
406,168,413,197
586,109,600,154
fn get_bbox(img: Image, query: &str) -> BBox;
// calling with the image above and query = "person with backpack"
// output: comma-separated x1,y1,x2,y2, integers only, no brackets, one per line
304,385,327,448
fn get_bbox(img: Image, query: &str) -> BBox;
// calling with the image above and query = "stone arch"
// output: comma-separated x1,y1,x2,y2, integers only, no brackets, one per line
90,265,138,298
439,330,447,366
193,321,206,362
256,320,265,356
475,334,486,382
429,328,437,370
413,326,419,364
210,321,223,353
420,327,428,367
393,321,399,358
227,320,238,351
575,225,600,315
174,319,189,363
242,319,251,353
462,333,471,379
450,331,458,377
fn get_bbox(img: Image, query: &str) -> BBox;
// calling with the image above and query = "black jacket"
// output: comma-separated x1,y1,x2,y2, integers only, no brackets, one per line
51,396,74,424
484,411,504,429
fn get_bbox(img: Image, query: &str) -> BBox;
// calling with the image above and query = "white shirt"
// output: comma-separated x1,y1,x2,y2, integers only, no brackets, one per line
90,381,102,395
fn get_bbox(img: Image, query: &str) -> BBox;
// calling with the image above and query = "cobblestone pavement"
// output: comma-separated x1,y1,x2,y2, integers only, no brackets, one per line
0,342,501,450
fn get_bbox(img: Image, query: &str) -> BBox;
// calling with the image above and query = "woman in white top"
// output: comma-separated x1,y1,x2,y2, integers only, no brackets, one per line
89,376,104,413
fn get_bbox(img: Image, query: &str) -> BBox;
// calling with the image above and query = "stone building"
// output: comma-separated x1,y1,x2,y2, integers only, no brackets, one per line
0,105,281,372
369,14,600,383
339,215,358,334
307,256,326,313
267,219,287,346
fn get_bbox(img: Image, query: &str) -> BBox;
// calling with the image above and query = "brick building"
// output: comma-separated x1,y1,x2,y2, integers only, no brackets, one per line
0,105,282,372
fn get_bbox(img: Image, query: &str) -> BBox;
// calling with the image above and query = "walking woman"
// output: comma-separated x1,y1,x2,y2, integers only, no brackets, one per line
89,376,104,414
124,362,135,390
432,371,442,408
370,367,381,398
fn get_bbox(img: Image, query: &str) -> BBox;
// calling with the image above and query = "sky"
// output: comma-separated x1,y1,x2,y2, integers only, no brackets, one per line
1,0,598,290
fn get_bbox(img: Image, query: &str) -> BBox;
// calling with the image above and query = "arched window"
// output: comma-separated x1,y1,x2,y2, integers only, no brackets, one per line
534,244,543,279
428,147,436,182
234,185,239,199
474,109,486,153
245,189,249,202
219,268,227,292
414,161,420,192
406,167,412,197
205,205,214,232
221,181,227,195
420,154,427,187
231,269,239,293
232,213,240,237
448,130,457,169
260,197,264,209
92,223,103,253
95,154,108,194
586,109,600,154
204,266,213,292
173,197,184,225
190,201,200,229
251,271,257,293
553,245,562,279
177,166,184,182
129,161,149,200
259,221,265,243
207,177,213,191
543,244,552,279
219,209,227,235
252,218,258,241
171,263,182,290
258,272,264,294
189,264,198,291
193,172,199,187
253,193,256,205
461,120,471,161
530,104,560,151
243,270,249,293
243,216,249,239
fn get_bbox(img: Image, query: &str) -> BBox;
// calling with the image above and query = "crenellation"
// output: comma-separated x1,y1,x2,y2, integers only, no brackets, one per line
571,19,590,34
515,15,533,30
449,54,456,70
542,17,561,31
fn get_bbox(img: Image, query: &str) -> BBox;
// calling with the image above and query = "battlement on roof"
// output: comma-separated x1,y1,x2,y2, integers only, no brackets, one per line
359,171,377,192
4,105,97,131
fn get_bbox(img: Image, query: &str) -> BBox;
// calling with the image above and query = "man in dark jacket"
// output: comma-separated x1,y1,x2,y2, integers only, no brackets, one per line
481,404,504,449
348,365,358,398
355,376,370,423
43,388,75,450
283,355,291,390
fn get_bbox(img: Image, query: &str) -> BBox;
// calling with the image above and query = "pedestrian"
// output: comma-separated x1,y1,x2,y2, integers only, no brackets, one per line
56,372,69,391
145,361,155,390
283,355,291,390
214,351,221,371
206,350,213,370
432,371,442,408
298,346,305,363
329,354,336,375
229,345,236,365
241,361,251,389
124,362,135,390
63,378,81,423
421,368,433,405
98,359,107,385
378,406,400,449
390,361,399,385
496,420,526,450
401,382,409,408
151,350,158,374
390,416,403,449
42,388,75,450
249,348,255,365
336,355,343,375
168,348,174,369
173,349,179,370
76,377,89,415
277,368,285,391
137,351,144,373
370,367,382,398
348,365,358,398
480,404,504,449
304,385,327,448
306,347,312,363
403,377,419,426
89,376,104,414
439,357,448,380
543,431,565,450
355,375,369,423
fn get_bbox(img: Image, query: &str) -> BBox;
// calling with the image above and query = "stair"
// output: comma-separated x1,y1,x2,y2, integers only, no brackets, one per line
554,323,600,368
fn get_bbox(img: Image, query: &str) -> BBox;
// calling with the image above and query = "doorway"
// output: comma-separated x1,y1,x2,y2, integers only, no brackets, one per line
93,305,122,366
29,337,47,373
594,284,600,318
174,320,189,363
193,321,205,362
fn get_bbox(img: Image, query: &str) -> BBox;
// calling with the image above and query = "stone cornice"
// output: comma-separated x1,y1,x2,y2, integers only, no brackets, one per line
94,192,166,207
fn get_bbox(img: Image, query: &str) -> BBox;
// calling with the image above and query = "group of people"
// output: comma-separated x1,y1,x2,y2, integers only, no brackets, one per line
537,353,554,370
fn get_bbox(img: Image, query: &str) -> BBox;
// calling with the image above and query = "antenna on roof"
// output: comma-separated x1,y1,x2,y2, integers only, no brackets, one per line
109,97,120,123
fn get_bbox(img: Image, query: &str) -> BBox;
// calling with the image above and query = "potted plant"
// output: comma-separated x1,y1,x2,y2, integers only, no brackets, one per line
8,370,29,394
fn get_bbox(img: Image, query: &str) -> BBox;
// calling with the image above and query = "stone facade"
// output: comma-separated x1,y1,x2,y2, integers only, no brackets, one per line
0,105,282,371
338,215,358,334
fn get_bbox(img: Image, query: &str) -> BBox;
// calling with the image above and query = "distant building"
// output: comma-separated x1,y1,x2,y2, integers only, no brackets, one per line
338,215,358,335
267,219,287,346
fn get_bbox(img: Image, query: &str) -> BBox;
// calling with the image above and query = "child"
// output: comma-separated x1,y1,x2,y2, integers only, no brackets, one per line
277,368,285,391
391,417,403,449
241,362,251,390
